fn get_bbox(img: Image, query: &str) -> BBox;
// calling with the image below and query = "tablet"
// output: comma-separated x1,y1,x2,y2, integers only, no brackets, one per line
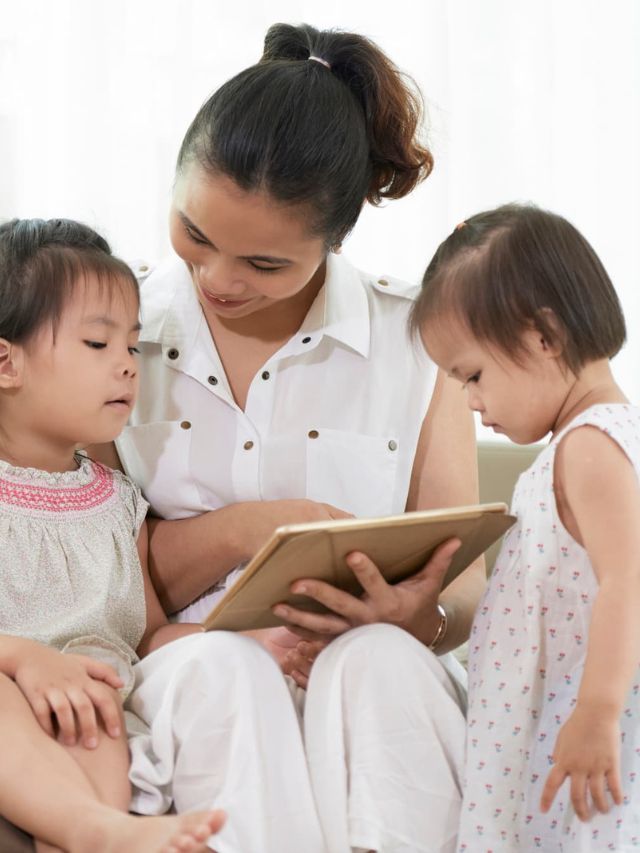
202,502,515,631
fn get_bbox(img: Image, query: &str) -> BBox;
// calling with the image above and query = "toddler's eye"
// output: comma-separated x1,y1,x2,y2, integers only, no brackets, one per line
462,372,481,388
129,346,140,355
84,340,106,350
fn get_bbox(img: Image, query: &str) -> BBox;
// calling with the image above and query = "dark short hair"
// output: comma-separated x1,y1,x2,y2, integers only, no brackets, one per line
177,22,432,247
410,204,626,374
0,218,138,345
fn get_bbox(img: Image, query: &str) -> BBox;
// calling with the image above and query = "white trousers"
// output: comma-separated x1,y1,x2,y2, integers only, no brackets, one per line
125,625,466,853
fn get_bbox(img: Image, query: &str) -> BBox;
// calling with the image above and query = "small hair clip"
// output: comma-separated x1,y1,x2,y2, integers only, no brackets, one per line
455,221,467,231
308,55,331,70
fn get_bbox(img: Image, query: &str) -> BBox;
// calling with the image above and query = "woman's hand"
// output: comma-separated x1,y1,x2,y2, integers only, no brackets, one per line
236,499,353,562
246,627,328,689
272,538,461,648
540,705,624,821
14,645,124,749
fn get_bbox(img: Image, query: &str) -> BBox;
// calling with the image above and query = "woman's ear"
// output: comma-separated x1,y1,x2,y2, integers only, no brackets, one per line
0,339,24,388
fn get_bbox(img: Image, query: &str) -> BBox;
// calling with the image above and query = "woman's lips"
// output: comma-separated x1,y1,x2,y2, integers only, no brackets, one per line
201,289,252,308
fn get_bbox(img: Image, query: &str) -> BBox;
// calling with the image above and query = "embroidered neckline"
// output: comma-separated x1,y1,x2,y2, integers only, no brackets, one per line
0,457,116,514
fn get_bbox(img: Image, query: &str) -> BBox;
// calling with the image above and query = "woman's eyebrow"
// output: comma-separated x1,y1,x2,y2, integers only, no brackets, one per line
179,212,213,246
179,210,293,265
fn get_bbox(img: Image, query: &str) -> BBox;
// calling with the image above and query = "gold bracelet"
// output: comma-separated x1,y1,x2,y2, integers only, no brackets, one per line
428,603,448,652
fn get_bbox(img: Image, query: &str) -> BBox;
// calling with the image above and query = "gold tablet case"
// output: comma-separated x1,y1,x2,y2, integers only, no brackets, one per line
202,502,515,631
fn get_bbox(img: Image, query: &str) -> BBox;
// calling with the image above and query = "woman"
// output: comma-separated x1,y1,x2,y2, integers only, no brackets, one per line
92,22,480,852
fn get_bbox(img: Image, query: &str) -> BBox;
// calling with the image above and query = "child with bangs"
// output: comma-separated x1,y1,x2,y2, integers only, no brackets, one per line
410,204,640,851
0,217,227,853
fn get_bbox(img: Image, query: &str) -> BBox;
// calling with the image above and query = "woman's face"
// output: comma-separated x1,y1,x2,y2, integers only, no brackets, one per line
170,163,328,322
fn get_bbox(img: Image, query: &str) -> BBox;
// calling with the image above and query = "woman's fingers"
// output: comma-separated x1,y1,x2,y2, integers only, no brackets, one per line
289,578,370,622
273,601,351,635
410,538,461,586
344,551,392,599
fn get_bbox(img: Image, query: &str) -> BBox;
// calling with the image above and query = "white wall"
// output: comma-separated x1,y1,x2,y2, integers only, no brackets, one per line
2,0,639,439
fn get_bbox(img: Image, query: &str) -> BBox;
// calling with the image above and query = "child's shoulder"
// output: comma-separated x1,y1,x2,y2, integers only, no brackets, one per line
555,403,640,451
80,456,149,535
554,403,640,481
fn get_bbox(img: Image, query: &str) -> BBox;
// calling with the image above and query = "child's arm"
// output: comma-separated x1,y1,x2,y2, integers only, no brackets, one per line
0,634,125,747
540,426,640,820
136,520,205,657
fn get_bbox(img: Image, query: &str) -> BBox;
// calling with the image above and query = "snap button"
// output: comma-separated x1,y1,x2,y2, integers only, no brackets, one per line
180,420,191,430
207,375,218,385
308,430,319,439
138,264,149,273
377,279,389,287
388,439,398,451
261,370,270,381
302,336,311,344
243,440,254,450
167,348,179,360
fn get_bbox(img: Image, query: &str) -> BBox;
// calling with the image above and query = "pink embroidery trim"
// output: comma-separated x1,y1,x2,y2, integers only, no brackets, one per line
0,462,115,513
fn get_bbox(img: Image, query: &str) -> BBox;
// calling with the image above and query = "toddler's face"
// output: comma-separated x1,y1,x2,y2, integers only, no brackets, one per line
21,274,140,448
422,318,571,445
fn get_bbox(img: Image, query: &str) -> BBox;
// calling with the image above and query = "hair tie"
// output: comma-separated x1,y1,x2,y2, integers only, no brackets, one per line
308,55,331,70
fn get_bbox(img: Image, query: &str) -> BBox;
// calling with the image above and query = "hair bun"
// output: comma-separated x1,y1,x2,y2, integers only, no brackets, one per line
262,23,315,62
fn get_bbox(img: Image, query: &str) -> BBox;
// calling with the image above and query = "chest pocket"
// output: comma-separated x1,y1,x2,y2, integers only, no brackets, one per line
305,428,400,518
117,421,204,520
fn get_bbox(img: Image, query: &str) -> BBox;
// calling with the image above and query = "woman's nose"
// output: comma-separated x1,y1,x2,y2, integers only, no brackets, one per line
197,258,244,296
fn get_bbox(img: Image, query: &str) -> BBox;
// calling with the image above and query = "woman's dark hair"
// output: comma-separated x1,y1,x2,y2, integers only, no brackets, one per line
0,218,138,345
177,22,432,246
410,203,626,374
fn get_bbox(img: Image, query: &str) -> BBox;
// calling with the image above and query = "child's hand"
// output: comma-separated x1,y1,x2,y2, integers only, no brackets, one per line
247,627,328,688
540,705,624,821
14,645,124,749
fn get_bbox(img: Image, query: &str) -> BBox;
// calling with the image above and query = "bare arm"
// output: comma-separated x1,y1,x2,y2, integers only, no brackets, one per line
541,427,640,819
89,441,351,613
406,369,486,651
134,520,205,656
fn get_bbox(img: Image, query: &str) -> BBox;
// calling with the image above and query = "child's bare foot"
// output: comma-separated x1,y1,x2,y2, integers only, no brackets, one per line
71,809,226,853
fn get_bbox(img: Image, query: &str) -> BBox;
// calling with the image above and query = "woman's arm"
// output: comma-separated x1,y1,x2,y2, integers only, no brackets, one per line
88,441,351,613
406,369,486,650
273,370,486,652
135,520,205,656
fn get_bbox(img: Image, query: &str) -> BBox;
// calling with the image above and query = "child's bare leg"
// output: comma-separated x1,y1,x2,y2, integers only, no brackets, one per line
0,674,224,853
35,692,130,853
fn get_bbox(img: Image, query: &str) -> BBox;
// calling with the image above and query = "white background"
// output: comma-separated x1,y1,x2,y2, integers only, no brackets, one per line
2,0,639,439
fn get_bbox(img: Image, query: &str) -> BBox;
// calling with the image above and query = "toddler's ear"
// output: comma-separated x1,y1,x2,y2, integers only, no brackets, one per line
0,339,24,388
534,307,565,358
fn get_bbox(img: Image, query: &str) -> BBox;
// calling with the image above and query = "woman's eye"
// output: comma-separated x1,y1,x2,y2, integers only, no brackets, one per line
84,340,106,350
249,262,282,274
185,226,208,245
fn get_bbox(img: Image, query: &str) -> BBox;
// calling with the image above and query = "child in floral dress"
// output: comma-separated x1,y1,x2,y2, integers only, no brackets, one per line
410,204,640,851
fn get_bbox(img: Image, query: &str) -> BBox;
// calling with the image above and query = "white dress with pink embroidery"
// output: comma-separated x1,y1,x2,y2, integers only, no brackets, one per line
0,456,147,696
457,404,640,852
